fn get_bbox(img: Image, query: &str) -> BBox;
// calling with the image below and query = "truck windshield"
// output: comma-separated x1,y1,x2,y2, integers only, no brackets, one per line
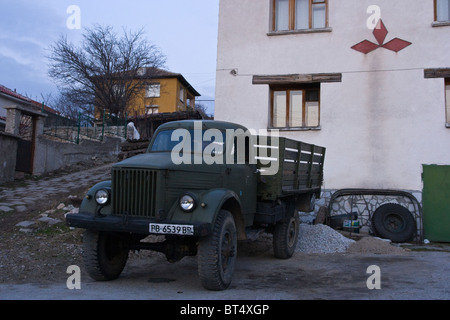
150,129,225,154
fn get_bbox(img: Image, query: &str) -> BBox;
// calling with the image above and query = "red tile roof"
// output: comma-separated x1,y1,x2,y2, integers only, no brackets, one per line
0,85,31,103
0,84,59,115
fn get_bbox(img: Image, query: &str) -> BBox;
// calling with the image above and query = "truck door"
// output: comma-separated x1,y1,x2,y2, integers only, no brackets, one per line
225,133,257,225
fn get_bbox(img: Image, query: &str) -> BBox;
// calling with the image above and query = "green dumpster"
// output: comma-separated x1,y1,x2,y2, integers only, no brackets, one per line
422,165,450,242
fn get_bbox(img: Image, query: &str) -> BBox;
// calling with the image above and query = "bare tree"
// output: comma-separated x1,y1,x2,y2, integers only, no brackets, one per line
194,103,213,119
48,24,166,118
51,91,92,120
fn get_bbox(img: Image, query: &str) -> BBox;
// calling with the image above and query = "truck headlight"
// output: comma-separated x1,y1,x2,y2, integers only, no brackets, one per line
95,189,110,206
180,193,196,212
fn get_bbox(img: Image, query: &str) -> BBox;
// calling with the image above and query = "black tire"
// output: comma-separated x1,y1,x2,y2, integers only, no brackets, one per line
198,210,237,291
372,203,416,243
83,230,129,281
273,213,299,259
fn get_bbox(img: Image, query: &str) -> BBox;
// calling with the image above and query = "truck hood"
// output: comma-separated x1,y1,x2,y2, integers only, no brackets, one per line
113,152,223,174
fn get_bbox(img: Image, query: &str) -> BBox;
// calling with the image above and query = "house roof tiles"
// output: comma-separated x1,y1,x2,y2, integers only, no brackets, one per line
0,84,59,115
136,67,201,97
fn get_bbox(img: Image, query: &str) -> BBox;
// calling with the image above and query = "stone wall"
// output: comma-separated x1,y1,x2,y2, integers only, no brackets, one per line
299,189,423,242
43,125,126,143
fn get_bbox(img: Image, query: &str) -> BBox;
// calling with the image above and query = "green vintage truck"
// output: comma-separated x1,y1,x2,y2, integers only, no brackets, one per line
66,120,326,290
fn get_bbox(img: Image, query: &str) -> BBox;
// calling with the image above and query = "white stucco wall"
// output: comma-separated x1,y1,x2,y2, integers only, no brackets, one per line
215,0,450,191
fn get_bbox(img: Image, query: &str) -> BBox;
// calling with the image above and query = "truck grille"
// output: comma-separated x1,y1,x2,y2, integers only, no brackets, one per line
112,168,157,218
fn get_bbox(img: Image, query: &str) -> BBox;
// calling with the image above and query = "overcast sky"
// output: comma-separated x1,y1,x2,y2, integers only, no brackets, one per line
0,0,219,115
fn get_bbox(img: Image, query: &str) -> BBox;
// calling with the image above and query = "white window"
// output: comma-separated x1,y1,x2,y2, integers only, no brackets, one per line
273,0,328,31
312,0,327,28
273,91,287,127
290,91,303,127
295,0,309,30
436,0,450,22
112,84,125,97
146,105,159,115
271,86,320,129
179,86,185,102
446,81,450,125
146,84,160,98
275,0,290,31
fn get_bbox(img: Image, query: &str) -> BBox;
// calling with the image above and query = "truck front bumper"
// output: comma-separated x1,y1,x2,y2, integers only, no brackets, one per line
66,212,211,237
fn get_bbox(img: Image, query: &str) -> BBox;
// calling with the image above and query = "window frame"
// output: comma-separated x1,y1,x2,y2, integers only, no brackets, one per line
445,79,450,127
435,0,450,22
271,0,329,32
269,84,321,130
145,105,159,115
145,83,161,98
424,69,450,127
179,86,185,103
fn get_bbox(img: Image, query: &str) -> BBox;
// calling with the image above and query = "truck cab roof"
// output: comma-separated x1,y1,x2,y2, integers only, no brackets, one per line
154,120,249,133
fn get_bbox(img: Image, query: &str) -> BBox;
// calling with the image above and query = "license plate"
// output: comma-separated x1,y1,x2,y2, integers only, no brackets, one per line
149,223,194,235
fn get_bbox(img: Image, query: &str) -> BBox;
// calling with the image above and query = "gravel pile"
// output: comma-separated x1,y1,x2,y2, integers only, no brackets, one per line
296,224,356,254
347,236,407,254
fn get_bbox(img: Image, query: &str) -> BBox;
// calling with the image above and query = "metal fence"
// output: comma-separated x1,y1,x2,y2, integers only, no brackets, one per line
43,111,79,143
42,109,205,144
129,110,204,140
43,110,127,144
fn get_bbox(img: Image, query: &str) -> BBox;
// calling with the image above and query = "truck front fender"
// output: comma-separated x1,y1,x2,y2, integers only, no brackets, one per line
169,188,245,239
79,180,112,216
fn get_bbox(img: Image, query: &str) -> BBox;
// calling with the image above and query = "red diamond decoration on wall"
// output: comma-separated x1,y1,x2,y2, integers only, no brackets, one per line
351,19,412,54
351,40,380,54
382,38,412,52
373,20,388,45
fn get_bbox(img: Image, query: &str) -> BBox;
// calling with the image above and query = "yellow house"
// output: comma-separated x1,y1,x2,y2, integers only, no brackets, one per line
126,67,201,116
96,67,201,119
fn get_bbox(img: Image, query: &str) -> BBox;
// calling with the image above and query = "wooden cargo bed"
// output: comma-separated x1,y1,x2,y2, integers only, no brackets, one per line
256,136,325,201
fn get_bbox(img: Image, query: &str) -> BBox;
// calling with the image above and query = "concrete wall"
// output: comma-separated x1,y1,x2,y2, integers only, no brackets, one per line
0,96,16,118
0,102,122,182
0,132,18,184
33,136,122,175
215,0,450,191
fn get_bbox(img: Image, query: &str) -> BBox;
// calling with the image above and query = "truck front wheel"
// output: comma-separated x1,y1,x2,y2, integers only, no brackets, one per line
273,214,299,259
83,230,129,281
198,210,237,291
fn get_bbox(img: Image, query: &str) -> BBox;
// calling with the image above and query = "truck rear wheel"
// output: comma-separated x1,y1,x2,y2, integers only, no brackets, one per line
83,230,129,281
273,214,299,259
198,210,237,291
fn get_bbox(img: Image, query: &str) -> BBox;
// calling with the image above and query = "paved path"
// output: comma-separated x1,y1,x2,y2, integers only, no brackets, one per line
0,163,113,214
